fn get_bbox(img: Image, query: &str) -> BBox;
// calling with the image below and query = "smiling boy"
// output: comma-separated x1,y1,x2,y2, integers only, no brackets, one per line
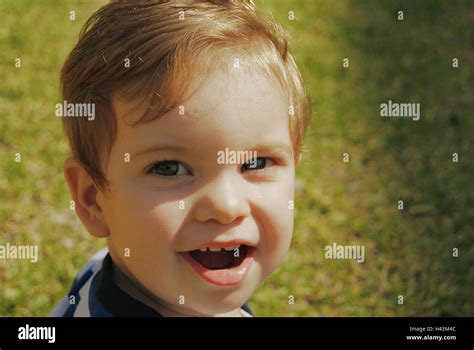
51,0,310,317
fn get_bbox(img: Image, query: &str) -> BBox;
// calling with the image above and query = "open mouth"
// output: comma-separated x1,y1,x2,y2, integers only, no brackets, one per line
188,245,248,270
180,244,255,286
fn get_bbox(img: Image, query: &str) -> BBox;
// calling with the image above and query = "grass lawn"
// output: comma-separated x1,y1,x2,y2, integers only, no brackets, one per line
1,0,472,316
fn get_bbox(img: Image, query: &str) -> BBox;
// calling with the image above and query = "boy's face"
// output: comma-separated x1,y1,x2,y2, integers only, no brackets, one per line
98,66,296,315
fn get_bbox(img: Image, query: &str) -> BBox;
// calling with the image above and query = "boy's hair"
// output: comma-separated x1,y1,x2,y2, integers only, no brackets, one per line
61,0,311,190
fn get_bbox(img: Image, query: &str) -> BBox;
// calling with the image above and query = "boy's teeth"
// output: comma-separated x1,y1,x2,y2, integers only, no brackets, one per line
197,244,243,252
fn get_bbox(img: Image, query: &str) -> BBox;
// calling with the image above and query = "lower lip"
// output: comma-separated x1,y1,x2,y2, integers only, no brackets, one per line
180,248,255,286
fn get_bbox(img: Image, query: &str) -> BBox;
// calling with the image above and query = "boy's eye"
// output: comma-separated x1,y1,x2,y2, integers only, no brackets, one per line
148,161,190,176
241,157,275,171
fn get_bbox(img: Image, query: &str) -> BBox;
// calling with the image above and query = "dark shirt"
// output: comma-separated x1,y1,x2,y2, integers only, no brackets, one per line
50,248,253,317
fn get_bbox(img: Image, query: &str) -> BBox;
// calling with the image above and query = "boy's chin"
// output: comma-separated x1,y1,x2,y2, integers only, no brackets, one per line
180,264,263,316
186,289,255,316
190,300,248,316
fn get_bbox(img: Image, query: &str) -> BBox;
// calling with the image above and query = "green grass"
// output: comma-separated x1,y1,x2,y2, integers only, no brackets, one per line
1,0,473,316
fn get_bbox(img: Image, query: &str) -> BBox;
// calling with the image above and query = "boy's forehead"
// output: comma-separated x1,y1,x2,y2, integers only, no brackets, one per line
188,68,287,117
115,67,287,118
112,67,290,146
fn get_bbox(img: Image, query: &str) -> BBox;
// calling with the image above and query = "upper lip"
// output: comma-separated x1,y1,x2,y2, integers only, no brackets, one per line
179,239,257,252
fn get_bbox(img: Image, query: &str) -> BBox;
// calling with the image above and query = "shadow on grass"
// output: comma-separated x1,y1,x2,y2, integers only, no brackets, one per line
337,0,474,315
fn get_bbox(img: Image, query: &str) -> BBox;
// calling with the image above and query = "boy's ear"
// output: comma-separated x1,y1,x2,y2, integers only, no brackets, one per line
63,157,110,238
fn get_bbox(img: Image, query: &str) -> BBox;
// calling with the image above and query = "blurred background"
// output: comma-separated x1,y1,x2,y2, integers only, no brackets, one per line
0,0,472,316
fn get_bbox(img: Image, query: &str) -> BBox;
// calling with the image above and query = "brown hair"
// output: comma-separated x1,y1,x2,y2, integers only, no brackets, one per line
61,0,311,190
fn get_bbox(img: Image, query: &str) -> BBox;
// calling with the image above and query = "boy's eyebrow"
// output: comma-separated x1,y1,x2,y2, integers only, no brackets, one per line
132,142,294,159
250,143,294,159
132,144,188,158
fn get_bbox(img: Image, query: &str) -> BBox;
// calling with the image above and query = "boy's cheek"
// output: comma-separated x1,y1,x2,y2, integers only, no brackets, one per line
256,202,294,271
256,234,292,282
110,185,185,223
103,195,184,250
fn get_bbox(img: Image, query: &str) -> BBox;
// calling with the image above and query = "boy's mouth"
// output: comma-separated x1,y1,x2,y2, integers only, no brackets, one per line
188,244,248,270
180,243,256,286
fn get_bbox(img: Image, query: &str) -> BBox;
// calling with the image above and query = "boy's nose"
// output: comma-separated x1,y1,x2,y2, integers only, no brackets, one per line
193,172,251,225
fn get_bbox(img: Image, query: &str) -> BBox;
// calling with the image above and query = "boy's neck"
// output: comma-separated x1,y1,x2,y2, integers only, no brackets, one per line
110,255,246,317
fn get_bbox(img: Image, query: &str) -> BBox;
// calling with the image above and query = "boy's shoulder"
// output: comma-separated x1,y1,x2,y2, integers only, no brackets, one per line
50,247,162,317
49,248,113,317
